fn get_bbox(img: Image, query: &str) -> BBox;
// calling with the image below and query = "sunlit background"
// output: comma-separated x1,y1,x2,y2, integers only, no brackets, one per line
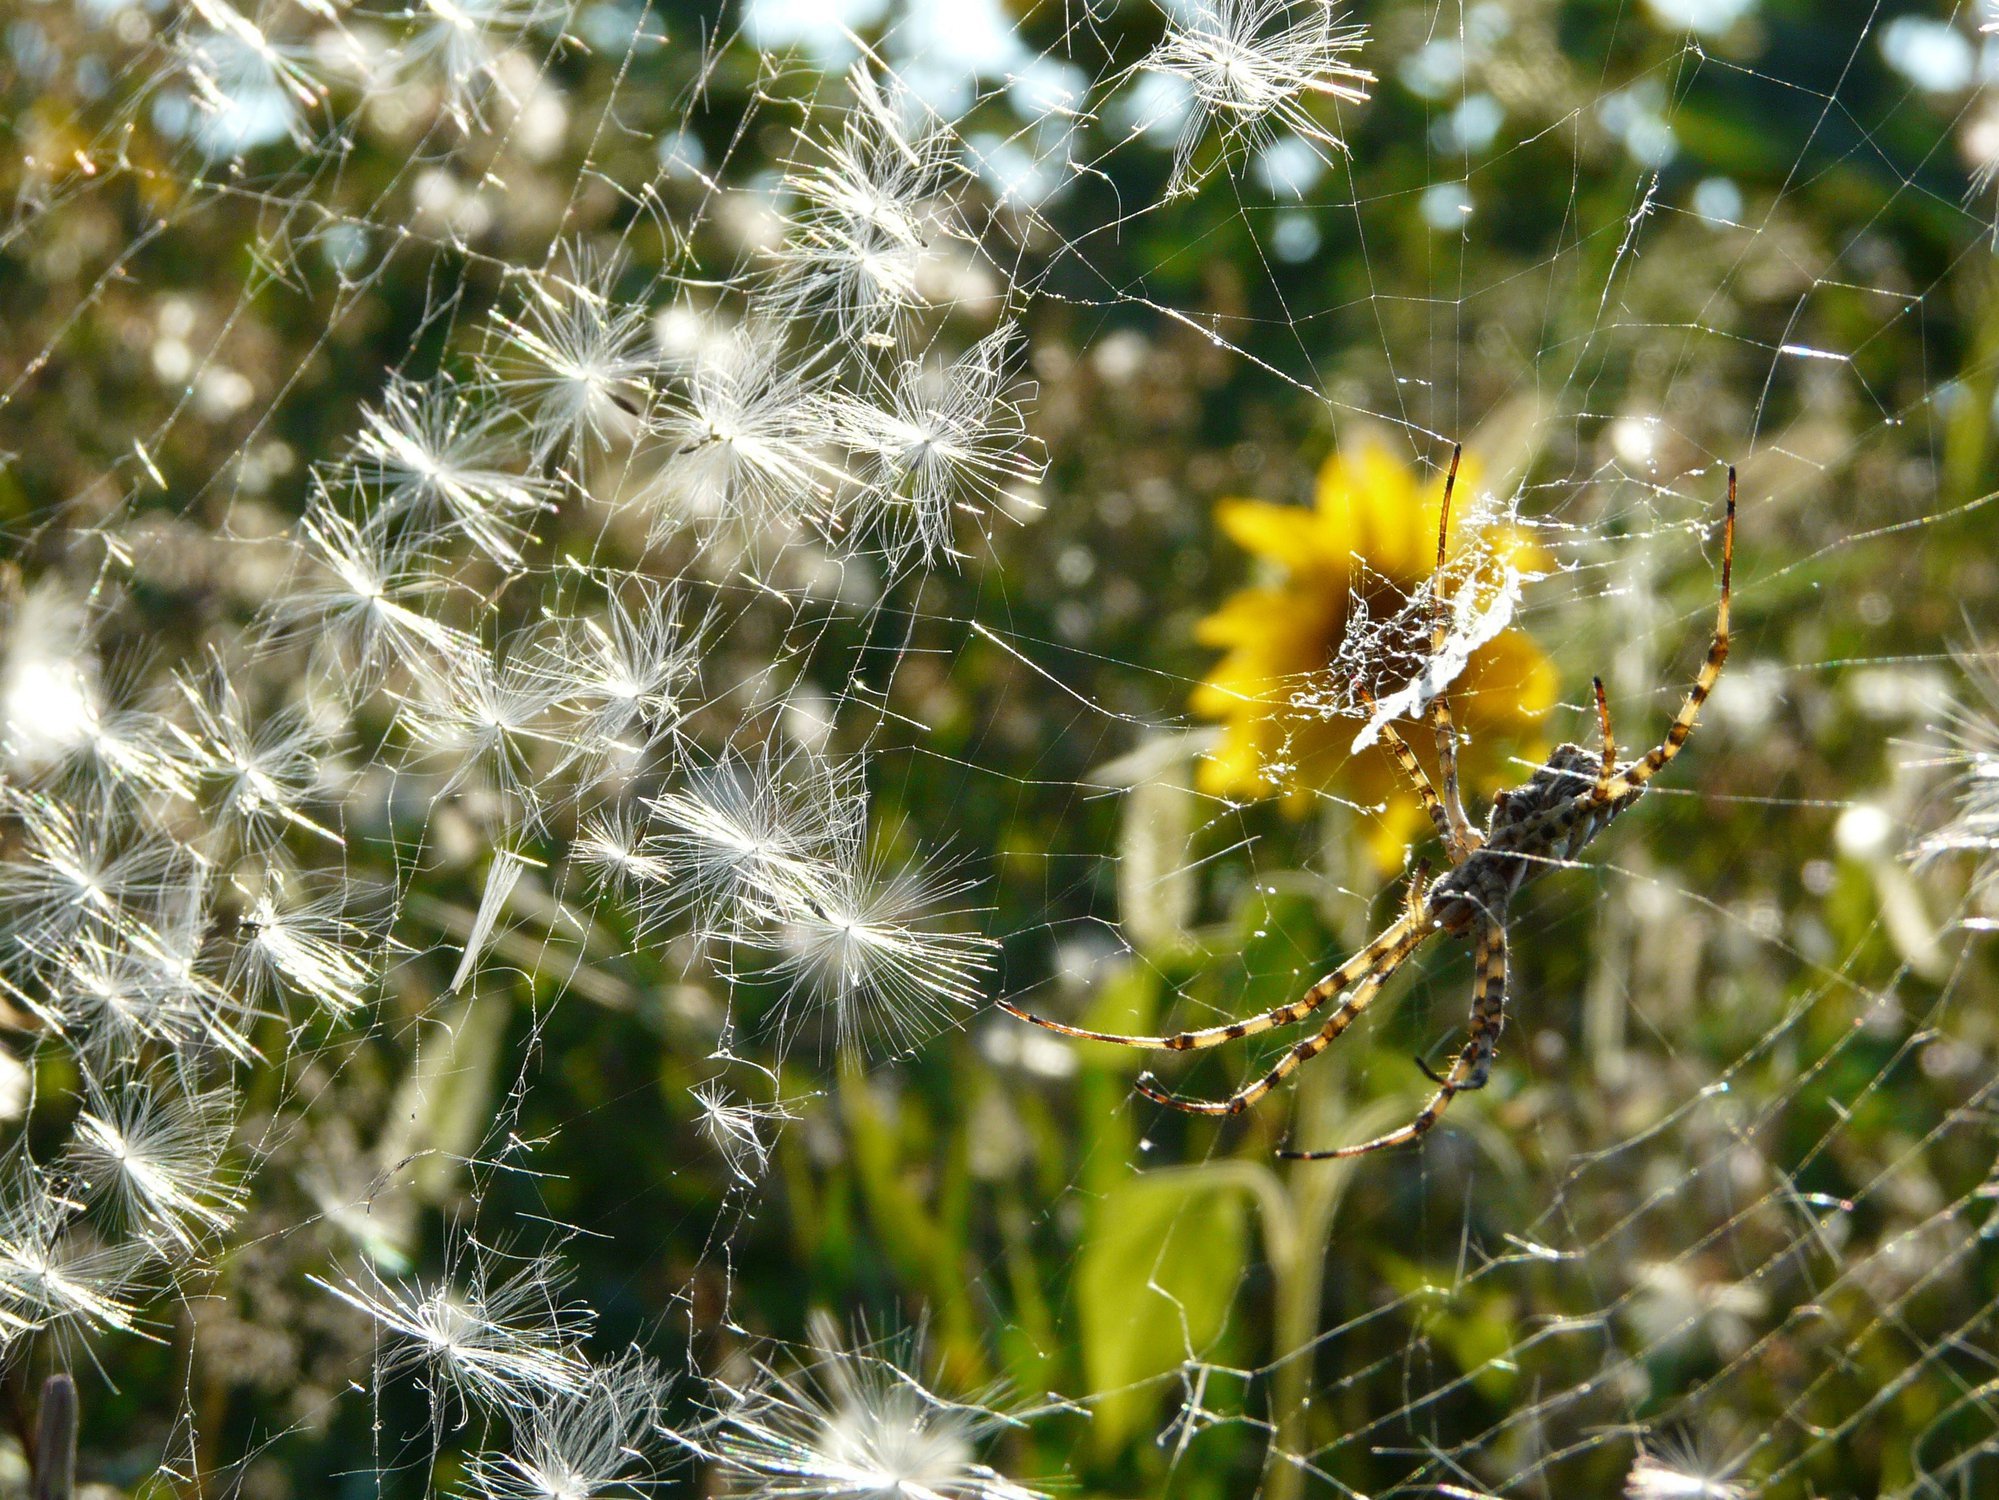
3,0,1999,1496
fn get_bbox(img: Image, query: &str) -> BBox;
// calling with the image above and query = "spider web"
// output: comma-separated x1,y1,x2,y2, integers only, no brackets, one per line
1,0,1996,1496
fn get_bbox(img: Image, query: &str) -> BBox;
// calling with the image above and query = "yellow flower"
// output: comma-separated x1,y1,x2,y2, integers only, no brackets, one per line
1191,439,1559,869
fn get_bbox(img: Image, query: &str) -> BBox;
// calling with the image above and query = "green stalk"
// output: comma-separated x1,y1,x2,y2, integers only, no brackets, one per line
1941,268,1999,510
835,1053,984,1382
1262,805,1375,1500
1264,1057,1340,1500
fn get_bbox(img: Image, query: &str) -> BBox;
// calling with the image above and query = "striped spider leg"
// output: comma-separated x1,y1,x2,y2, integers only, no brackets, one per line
1423,445,1483,862
1002,460,1735,1160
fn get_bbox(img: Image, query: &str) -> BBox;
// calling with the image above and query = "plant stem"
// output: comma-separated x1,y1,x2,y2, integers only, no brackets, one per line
1264,1055,1343,1500
1265,807,1370,1500
32,1374,76,1500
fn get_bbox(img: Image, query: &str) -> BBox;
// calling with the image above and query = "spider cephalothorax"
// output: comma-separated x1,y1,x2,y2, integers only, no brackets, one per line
1426,743,1616,933
1001,452,1735,1157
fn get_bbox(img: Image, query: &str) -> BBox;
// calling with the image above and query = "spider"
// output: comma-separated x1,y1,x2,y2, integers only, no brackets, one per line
1000,452,1735,1158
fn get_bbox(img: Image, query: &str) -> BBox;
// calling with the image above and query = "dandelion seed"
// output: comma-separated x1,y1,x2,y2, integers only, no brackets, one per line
0,586,191,805
398,647,565,813
184,0,327,109
645,317,844,535
69,1075,245,1252
348,375,557,566
1624,1457,1745,1498
178,0,325,159
230,880,375,1020
570,808,672,899
26,930,205,1061
1141,0,1373,197
396,0,558,128
127,886,265,1063
173,656,341,849
1909,641,1999,911
1624,1437,1750,1499
464,1350,670,1500
0,1187,152,1343
45,696,191,812
545,582,702,768
0,794,196,956
486,256,656,461
768,63,959,342
766,847,994,1054
448,850,532,995
831,323,1043,569
272,490,476,685
689,1080,794,1185
313,1246,592,1413
712,1313,1042,1500
643,748,864,937
179,43,303,157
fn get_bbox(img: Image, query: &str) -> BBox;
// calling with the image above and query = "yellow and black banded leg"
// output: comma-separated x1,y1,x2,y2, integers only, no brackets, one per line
1358,681,1464,862
1590,675,1617,794
1136,919,1434,1116
1281,917,1508,1159
1426,445,1481,855
1403,860,1432,918
997,903,1434,1052
1599,466,1734,806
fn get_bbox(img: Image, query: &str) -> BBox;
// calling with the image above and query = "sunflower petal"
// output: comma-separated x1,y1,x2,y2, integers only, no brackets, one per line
1213,498,1331,567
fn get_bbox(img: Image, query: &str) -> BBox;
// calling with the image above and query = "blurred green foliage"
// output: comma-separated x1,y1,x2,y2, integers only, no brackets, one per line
5,0,1999,1495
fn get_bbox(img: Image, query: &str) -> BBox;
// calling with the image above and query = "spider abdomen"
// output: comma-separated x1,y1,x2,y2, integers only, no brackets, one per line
1422,745,1633,929
1490,743,1603,826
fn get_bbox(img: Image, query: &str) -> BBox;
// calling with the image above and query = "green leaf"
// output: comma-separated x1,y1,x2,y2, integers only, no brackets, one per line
1376,1252,1519,1403
1076,1168,1250,1457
